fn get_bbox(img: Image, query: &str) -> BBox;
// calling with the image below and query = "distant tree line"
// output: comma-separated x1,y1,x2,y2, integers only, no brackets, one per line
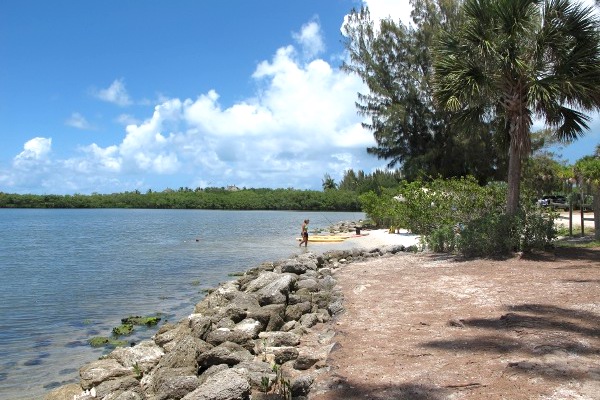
0,169,409,210
0,187,358,211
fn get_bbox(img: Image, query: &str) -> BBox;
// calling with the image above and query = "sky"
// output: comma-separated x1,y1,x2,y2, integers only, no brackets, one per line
1,0,599,195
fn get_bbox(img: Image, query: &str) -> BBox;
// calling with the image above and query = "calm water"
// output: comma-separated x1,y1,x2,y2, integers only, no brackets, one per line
0,209,363,399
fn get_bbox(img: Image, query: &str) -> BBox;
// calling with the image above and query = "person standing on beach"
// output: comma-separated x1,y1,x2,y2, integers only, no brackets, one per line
299,219,309,247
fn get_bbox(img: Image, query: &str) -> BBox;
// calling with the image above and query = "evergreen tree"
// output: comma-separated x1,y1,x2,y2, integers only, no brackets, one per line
342,0,507,183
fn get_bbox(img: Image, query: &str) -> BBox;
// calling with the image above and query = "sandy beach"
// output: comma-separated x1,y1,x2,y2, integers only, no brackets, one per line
308,218,600,400
343,229,421,249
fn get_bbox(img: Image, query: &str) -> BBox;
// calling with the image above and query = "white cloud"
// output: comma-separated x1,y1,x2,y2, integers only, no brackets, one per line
293,19,325,59
4,19,383,194
95,79,132,106
13,137,52,167
66,112,94,130
116,114,141,126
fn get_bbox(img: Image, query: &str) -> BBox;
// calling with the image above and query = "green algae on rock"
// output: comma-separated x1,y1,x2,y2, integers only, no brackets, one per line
112,323,135,336
121,315,162,326
88,336,128,348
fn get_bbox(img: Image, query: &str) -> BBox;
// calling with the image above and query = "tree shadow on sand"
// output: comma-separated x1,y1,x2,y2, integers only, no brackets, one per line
314,378,452,400
422,303,600,382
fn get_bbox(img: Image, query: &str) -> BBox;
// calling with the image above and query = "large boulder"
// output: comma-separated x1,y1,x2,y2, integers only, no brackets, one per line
232,361,275,389
233,318,263,339
242,271,280,293
259,331,300,347
285,302,312,322
79,359,132,390
187,314,213,340
299,313,319,328
280,260,307,275
256,274,297,306
154,322,191,350
296,278,319,292
194,281,240,315
197,342,253,370
291,374,315,397
205,328,254,350
158,335,212,369
43,383,82,400
152,367,200,400
108,340,164,372
94,376,141,399
181,368,251,400
293,350,320,370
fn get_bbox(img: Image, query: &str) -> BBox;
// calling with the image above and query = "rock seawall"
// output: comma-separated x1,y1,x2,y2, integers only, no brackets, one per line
45,244,410,400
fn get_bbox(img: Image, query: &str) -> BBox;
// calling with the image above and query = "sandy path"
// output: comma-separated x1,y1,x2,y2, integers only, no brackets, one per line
307,228,600,399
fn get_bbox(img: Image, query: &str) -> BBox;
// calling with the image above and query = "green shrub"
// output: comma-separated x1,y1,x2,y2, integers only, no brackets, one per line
359,176,556,257
423,224,459,253
457,208,556,257
458,213,519,257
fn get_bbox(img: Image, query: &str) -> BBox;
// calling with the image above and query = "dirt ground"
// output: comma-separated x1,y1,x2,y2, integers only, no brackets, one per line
309,246,600,400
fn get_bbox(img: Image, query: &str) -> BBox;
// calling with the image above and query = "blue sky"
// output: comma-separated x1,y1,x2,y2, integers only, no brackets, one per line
1,0,599,195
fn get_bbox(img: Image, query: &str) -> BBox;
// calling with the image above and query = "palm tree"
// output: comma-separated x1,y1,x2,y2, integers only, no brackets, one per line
434,0,600,216
322,173,337,191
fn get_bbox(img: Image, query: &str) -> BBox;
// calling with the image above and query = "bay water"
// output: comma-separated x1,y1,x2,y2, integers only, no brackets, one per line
0,208,364,399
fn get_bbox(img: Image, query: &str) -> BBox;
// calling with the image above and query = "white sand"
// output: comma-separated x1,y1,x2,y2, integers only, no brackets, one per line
308,229,419,252
351,229,420,248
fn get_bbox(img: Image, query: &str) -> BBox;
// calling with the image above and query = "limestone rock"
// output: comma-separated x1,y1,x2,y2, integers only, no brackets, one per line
273,346,299,364
291,374,314,397
205,328,254,350
281,260,307,274
154,322,191,350
108,340,164,372
234,318,263,339
299,313,319,328
187,314,213,339
181,368,251,400
293,351,320,370
242,271,280,292
259,331,300,347
158,335,212,369
256,274,297,306
285,301,311,322
94,376,140,399
43,383,82,400
197,341,254,370
152,368,200,400
80,359,132,390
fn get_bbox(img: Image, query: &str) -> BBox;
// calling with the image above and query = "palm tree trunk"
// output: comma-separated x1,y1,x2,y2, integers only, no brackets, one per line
593,185,600,240
507,139,522,216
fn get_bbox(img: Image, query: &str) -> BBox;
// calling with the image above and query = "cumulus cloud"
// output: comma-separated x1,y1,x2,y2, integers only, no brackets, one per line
81,38,374,189
13,137,52,167
293,19,325,59
66,112,94,130
5,19,382,194
95,79,132,106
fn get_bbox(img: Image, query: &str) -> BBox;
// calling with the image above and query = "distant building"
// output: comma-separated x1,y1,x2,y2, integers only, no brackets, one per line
226,185,240,191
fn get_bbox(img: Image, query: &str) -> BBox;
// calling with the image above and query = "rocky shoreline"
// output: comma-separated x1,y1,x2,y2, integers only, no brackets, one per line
45,241,414,400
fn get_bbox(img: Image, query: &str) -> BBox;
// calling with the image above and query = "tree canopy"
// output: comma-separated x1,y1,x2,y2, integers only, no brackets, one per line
342,0,508,184
434,0,600,214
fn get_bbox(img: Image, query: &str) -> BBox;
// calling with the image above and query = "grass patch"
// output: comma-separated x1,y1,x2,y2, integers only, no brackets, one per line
555,235,600,248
